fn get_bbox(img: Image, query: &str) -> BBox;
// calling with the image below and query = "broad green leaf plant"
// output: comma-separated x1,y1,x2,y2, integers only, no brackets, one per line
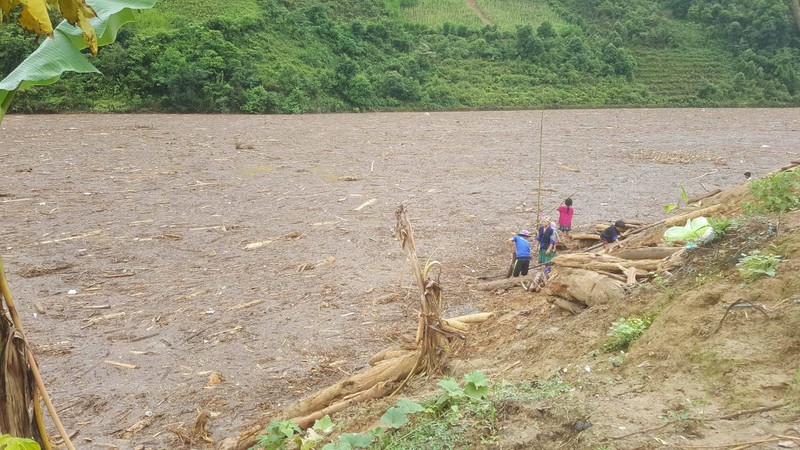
0,0,156,121
0,435,40,450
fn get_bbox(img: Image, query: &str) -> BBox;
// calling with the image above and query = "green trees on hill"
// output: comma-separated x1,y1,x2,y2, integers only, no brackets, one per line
2,0,799,113
666,0,800,101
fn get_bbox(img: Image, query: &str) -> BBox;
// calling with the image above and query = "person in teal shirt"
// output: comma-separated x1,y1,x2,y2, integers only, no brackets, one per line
536,217,558,263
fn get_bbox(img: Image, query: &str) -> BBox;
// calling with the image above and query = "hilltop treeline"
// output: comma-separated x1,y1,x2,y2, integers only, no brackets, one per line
2,0,799,113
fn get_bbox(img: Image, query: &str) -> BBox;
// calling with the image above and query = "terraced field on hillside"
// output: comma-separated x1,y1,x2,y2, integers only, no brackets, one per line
634,48,737,101
398,0,564,30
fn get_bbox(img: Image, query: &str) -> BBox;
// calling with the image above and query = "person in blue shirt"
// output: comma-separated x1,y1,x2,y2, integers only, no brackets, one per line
508,230,532,277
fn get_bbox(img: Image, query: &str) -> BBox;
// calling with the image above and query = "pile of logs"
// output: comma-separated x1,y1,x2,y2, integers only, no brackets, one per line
474,212,701,314
543,248,684,312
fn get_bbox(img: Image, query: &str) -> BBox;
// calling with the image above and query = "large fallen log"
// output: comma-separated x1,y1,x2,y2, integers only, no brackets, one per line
625,267,637,286
617,246,681,260
596,223,641,233
369,347,412,366
545,268,626,306
449,312,494,323
571,233,601,241
235,351,419,450
284,351,418,420
552,253,658,274
292,381,395,430
473,272,546,291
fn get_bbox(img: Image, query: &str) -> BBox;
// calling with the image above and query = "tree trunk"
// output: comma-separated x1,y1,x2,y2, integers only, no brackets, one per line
369,348,412,366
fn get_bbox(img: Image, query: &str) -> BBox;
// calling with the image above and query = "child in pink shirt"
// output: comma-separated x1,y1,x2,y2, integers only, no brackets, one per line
557,197,574,238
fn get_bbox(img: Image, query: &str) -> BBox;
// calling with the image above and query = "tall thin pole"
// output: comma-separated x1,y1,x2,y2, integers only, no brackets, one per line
535,111,544,222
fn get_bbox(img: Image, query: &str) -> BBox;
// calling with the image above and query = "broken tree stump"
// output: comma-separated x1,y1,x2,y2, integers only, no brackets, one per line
625,267,638,286
553,298,584,314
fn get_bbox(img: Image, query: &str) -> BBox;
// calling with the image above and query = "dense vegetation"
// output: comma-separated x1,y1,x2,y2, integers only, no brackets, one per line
2,0,799,113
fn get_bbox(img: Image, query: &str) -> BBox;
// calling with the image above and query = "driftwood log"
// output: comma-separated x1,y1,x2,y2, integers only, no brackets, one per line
617,246,681,260
474,272,546,291
687,189,721,205
571,233,601,241
663,204,724,227
450,312,495,323
545,268,626,306
369,347,413,366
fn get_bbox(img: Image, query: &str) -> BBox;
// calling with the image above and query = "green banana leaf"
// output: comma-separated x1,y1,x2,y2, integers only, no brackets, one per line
0,0,156,122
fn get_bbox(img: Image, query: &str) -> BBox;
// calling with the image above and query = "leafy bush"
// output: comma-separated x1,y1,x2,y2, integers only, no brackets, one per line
252,370,495,450
604,316,652,351
744,169,800,213
708,215,737,239
255,420,302,450
736,250,782,281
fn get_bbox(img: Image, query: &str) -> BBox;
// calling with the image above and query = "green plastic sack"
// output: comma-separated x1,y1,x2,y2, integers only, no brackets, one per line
663,217,714,243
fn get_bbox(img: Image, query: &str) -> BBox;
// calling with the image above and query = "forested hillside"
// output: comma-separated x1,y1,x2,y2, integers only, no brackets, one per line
2,0,799,113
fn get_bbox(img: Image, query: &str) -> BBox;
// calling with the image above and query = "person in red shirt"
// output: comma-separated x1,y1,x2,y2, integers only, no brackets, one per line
557,197,574,239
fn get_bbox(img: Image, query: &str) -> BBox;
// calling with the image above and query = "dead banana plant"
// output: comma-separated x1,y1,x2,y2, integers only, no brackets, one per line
0,257,74,449
234,206,470,450
395,204,464,376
